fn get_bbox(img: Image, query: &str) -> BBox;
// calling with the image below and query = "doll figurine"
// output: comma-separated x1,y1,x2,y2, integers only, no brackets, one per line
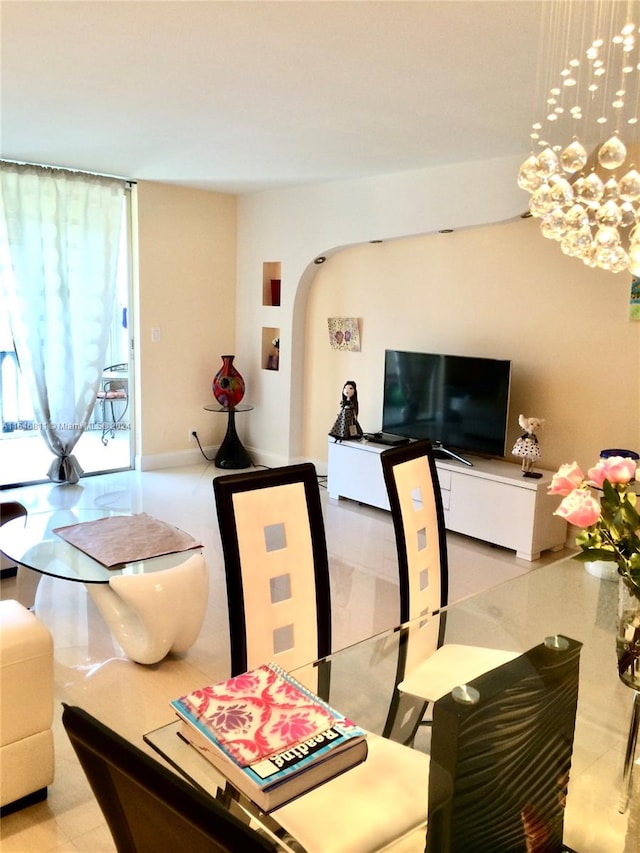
512,414,545,478
329,380,363,441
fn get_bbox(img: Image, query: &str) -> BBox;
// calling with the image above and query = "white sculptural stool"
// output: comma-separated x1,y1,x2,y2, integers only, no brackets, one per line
86,553,209,665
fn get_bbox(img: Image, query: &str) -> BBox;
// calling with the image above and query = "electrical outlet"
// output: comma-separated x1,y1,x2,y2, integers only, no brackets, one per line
189,428,198,443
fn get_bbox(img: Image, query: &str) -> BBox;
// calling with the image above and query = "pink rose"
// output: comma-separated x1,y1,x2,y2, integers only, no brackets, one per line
554,489,601,527
548,462,585,496
587,456,636,488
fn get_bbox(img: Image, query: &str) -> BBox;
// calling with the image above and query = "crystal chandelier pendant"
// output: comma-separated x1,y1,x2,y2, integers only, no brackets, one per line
596,200,623,227
561,139,588,174
518,6,640,274
535,147,560,179
576,173,605,208
518,155,545,192
594,225,621,250
610,247,629,273
541,207,567,240
602,177,620,200
619,169,640,201
620,203,636,227
598,135,627,170
565,203,589,228
629,241,640,275
529,184,556,218
550,177,574,207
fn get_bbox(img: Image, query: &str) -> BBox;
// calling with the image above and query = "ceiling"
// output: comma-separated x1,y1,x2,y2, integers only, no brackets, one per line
0,1,635,195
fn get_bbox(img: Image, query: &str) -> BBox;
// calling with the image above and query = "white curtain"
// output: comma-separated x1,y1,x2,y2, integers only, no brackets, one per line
0,162,126,483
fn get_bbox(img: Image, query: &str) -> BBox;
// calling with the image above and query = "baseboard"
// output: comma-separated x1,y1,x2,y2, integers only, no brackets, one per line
137,446,218,471
137,445,293,472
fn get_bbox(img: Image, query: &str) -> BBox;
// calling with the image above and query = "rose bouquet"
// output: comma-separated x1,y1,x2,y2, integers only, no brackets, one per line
548,456,640,592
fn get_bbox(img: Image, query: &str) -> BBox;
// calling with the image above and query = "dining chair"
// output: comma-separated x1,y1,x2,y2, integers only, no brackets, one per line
212,464,455,849
0,501,40,609
97,363,128,446
425,635,582,852
213,463,331,694
0,501,27,579
61,704,277,853
380,439,519,741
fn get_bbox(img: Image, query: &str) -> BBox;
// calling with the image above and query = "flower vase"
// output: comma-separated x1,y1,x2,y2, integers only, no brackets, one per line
616,576,640,690
585,560,619,582
212,355,245,408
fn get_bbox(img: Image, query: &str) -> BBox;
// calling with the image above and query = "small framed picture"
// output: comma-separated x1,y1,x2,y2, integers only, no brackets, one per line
327,317,361,351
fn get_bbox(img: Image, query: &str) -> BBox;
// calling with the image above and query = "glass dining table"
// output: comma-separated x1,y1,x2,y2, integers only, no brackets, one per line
144,555,639,852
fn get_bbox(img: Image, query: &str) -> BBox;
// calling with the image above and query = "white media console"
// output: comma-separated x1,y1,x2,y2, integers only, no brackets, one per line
327,438,567,562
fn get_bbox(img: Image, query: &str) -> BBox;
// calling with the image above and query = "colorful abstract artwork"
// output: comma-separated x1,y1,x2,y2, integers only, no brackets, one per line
328,317,361,351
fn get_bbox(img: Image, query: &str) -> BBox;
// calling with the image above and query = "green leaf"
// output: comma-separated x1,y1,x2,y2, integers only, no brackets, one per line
621,498,640,529
602,479,620,505
573,549,617,563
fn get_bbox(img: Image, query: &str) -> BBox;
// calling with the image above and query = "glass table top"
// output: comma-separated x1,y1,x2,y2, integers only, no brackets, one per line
0,508,200,584
204,403,254,413
144,556,639,852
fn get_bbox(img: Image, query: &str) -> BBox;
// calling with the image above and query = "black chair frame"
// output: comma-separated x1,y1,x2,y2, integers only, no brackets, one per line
379,440,449,742
426,636,582,853
213,463,332,680
0,500,27,579
380,438,449,622
62,704,276,853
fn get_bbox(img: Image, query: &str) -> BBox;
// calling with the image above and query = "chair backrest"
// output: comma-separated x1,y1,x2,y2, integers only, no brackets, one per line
426,636,582,853
380,439,449,624
213,463,332,678
62,704,276,853
1,501,27,574
0,501,27,525
379,440,449,738
104,380,127,395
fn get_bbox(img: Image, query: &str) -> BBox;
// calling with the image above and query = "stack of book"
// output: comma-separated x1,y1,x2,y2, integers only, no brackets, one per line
171,661,368,811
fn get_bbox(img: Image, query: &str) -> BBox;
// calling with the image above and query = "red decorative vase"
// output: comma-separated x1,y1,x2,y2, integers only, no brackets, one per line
212,355,245,408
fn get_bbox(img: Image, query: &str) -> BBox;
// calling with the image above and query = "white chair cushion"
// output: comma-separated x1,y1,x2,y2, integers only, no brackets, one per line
398,643,520,703
273,733,431,853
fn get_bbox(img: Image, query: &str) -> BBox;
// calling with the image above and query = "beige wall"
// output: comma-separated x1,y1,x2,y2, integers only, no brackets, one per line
134,181,236,465
303,217,640,473
236,154,531,466
129,158,638,476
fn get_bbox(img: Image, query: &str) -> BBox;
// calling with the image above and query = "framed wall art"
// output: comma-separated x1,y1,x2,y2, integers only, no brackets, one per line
327,317,361,351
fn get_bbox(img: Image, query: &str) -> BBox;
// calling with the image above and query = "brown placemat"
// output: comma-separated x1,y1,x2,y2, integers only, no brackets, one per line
53,513,202,568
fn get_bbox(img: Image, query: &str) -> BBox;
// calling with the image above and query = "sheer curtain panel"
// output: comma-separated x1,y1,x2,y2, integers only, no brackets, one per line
0,162,126,483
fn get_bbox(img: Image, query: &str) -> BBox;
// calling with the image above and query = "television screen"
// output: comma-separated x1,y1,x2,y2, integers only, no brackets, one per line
382,350,511,459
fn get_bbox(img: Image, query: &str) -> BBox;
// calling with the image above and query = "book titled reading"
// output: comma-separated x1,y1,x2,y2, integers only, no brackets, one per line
171,662,368,811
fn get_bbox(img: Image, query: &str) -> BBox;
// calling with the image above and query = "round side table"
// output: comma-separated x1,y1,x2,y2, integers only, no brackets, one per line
204,403,253,469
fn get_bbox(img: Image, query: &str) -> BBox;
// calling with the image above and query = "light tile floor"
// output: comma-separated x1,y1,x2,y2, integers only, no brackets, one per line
0,461,574,851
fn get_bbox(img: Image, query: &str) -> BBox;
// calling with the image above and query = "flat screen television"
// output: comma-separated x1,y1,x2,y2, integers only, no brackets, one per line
381,350,511,465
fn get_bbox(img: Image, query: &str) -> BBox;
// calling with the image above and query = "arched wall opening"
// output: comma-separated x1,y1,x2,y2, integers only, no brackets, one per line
295,216,639,473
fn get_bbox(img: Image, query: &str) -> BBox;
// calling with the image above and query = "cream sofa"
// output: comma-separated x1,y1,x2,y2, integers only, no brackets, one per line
0,599,54,814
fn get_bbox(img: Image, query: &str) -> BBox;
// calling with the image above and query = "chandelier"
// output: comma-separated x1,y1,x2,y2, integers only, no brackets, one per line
518,1,640,274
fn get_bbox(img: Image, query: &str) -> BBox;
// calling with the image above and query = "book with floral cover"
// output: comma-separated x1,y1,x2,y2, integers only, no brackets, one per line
170,662,368,811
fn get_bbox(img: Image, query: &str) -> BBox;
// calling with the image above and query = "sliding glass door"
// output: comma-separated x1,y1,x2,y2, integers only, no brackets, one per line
0,192,134,488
